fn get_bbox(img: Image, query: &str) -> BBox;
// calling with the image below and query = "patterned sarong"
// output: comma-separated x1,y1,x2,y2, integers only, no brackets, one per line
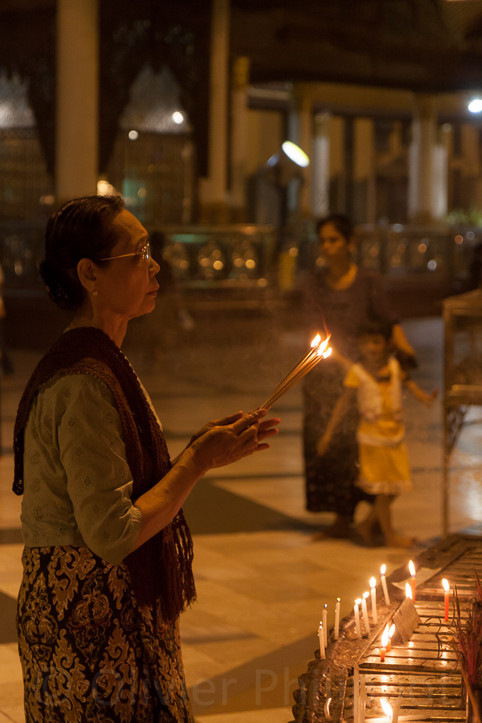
17,546,194,722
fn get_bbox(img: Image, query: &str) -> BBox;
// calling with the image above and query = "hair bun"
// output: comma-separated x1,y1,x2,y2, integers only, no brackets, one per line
39,259,72,309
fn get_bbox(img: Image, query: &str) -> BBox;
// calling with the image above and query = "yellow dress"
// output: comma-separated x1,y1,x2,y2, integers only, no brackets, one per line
344,358,412,495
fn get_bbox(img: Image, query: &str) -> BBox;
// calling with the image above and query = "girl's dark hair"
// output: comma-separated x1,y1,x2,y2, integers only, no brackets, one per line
356,317,393,341
39,194,125,310
316,213,354,242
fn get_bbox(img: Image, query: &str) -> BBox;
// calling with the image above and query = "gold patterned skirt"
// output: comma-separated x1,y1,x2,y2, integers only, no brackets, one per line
17,546,194,723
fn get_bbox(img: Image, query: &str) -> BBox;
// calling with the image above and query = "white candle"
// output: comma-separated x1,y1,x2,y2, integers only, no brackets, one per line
362,592,371,635
318,621,325,659
354,599,362,638
405,581,413,600
380,563,390,605
381,698,393,722
322,603,328,647
334,597,341,640
408,560,416,602
370,576,378,625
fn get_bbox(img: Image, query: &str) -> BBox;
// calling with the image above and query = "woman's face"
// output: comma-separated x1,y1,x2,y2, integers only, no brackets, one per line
318,222,352,264
94,209,160,322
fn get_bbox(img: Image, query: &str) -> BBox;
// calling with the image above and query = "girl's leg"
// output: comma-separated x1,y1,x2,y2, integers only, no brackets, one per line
374,493,414,548
356,505,378,546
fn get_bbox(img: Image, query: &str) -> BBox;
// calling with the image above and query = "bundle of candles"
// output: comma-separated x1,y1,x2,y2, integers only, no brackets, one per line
260,333,332,410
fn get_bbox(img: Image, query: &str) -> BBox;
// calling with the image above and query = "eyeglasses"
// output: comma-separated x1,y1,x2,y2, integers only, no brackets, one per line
99,241,151,265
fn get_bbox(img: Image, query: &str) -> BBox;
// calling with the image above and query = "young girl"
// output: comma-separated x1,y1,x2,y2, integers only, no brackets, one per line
316,318,437,548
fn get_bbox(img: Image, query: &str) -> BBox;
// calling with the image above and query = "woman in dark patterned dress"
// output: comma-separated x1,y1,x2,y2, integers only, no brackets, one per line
302,214,415,540
13,195,279,722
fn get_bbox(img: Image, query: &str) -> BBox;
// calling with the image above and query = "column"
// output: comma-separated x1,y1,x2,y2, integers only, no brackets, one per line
311,112,331,218
287,86,312,221
408,94,439,222
56,0,99,200
199,0,230,222
329,116,346,212
230,56,250,221
461,123,480,209
353,118,376,224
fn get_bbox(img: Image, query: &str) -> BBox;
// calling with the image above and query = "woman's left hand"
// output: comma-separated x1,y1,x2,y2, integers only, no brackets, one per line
188,409,280,472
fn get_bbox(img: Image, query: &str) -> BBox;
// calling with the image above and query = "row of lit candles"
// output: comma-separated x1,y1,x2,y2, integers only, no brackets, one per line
317,561,452,662
351,562,454,723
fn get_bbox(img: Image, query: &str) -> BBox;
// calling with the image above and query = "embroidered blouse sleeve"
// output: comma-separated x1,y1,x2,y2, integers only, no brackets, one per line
56,375,142,563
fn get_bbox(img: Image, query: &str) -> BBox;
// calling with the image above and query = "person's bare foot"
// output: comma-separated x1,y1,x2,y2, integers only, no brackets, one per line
311,516,352,541
356,519,377,546
385,533,416,548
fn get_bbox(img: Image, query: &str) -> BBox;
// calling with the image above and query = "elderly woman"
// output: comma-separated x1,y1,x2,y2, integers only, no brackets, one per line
13,195,278,722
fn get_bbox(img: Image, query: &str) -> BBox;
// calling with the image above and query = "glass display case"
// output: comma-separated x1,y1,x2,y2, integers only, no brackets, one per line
442,288,482,534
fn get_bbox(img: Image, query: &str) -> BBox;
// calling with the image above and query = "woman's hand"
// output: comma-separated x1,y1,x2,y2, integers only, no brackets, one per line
188,409,279,474
189,411,244,445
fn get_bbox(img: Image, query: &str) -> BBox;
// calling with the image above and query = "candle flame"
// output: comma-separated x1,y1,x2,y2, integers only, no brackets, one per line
380,698,393,719
381,623,390,648
409,560,416,577
363,591,369,599
442,578,450,593
405,582,413,599
380,563,387,575
355,598,361,605
370,576,376,589
388,623,395,639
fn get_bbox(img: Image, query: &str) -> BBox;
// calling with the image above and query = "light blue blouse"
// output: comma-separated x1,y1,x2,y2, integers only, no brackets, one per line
21,374,143,564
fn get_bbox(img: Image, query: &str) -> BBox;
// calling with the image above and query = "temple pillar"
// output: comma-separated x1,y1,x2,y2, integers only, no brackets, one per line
230,56,250,221
286,86,312,221
55,0,98,200
329,116,346,212
353,117,376,224
408,94,442,223
311,112,331,218
199,0,230,223
460,124,481,210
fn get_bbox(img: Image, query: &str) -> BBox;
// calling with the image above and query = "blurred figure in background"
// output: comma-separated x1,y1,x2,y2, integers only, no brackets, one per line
302,213,416,540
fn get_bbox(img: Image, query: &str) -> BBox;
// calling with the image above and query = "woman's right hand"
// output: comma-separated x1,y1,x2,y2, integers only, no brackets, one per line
188,409,279,473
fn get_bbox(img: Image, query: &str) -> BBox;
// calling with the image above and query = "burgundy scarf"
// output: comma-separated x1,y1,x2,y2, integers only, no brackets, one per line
13,327,196,621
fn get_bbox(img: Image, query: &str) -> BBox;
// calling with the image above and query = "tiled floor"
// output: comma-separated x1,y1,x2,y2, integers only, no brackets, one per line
0,314,480,722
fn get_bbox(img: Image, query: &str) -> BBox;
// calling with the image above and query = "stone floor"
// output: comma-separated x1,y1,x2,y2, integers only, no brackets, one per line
0,311,480,722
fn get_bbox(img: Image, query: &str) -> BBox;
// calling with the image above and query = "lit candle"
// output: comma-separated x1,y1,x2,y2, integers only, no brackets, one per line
322,603,328,647
370,576,378,624
381,698,393,723
405,581,412,600
334,597,341,640
380,563,390,605
408,560,416,602
354,599,362,638
442,578,450,621
380,623,389,662
361,591,371,634
318,621,325,659
387,623,395,652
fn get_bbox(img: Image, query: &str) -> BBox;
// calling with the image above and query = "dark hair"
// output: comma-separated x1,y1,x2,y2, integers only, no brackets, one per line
39,194,126,310
316,213,354,242
356,317,393,342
